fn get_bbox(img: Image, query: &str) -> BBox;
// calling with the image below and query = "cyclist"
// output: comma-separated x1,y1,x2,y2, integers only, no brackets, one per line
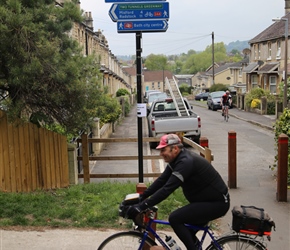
127,134,230,250
221,90,232,117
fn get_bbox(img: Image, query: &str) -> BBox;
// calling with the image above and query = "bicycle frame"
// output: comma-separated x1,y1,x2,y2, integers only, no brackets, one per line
138,215,222,250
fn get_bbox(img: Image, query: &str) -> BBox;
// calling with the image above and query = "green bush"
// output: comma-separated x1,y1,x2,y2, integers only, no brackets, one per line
123,98,130,116
273,108,290,185
245,88,276,109
267,102,276,115
209,83,228,92
179,84,191,95
116,88,130,97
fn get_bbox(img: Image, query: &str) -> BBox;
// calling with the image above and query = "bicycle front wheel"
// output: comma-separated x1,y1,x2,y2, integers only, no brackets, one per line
206,234,266,250
97,231,157,250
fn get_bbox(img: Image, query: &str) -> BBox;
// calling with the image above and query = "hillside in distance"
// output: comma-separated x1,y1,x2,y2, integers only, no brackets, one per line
226,40,250,52
116,40,250,60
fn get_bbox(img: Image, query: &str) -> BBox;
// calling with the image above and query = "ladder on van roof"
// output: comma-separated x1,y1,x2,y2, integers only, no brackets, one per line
165,77,189,117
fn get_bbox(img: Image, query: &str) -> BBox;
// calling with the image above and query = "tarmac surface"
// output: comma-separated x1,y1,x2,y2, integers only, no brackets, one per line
2,102,289,250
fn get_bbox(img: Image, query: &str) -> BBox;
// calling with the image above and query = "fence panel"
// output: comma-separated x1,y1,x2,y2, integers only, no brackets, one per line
0,110,69,192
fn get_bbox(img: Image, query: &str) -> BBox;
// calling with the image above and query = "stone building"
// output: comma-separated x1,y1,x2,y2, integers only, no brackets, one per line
57,0,133,96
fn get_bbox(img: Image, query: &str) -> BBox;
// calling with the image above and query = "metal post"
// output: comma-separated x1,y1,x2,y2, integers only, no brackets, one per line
199,136,208,158
277,134,288,202
136,32,144,183
163,68,165,92
228,131,237,189
212,31,215,85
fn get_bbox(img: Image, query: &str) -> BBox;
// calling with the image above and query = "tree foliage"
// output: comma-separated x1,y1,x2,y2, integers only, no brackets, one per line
116,88,130,97
209,83,228,92
245,88,276,108
144,54,169,70
0,0,121,136
180,42,229,74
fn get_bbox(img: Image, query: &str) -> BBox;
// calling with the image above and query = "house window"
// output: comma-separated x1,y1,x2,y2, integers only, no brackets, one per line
158,82,160,89
267,43,272,60
151,82,155,89
239,69,242,76
269,76,277,93
251,75,258,88
258,44,261,59
276,40,281,59
254,44,257,60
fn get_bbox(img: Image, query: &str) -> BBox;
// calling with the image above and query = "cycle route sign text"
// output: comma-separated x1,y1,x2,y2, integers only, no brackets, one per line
109,2,169,22
105,0,169,33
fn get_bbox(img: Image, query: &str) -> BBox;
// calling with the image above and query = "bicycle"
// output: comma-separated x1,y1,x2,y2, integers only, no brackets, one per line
222,104,230,122
98,204,271,250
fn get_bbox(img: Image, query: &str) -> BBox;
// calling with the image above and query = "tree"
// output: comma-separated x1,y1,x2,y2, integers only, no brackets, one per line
0,0,119,136
181,42,228,74
144,54,169,70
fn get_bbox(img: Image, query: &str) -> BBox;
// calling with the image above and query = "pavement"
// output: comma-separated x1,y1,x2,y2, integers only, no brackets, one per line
2,103,289,250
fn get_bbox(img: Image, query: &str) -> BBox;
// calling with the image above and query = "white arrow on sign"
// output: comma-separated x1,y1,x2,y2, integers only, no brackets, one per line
163,20,167,29
109,4,118,22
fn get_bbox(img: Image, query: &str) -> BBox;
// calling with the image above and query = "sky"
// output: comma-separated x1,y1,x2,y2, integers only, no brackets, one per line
80,0,286,57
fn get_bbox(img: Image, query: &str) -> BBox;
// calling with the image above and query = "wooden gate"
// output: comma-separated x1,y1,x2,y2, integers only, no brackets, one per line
0,111,69,192
77,134,213,183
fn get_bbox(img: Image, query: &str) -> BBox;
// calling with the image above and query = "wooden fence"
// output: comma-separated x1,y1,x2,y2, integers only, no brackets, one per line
77,134,213,183
0,111,69,192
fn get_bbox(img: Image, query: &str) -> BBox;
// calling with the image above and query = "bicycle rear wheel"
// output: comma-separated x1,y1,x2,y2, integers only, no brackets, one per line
206,234,266,250
97,231,157,250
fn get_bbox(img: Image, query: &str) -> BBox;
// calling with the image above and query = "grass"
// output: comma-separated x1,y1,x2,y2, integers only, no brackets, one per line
0,181,190,230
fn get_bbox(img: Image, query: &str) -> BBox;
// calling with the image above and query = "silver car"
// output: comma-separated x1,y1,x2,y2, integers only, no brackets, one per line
207,91,225,111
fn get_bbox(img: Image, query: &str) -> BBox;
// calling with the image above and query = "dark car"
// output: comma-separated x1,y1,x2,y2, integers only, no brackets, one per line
207,91,225,111
195,92,209,101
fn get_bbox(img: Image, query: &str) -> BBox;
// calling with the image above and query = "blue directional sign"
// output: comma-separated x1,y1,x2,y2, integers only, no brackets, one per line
117,20,168,33
105,0,165,2
109,2,169,22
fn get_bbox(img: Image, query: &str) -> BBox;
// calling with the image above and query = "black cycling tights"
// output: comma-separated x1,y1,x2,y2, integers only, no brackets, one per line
168,201,230,249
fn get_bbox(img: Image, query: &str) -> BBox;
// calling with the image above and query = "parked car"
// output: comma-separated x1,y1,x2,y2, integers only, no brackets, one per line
207,91,225,111
195,92,209,101
145,92,168,111
143,90,161,102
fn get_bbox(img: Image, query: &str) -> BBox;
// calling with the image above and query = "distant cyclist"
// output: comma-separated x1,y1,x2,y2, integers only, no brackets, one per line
221,90,232,117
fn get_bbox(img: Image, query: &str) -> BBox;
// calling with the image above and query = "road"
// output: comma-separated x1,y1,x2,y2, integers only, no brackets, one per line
188,104,289,250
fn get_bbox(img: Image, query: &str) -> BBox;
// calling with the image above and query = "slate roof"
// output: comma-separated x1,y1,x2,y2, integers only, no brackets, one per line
249,12,290,44
257,62,279,74
243,62,260,73
122,66,136,76
143,70,174,81
206,63,232,76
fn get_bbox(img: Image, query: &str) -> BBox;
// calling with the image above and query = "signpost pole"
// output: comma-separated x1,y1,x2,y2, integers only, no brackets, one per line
105,0,169,183
136,31,144,183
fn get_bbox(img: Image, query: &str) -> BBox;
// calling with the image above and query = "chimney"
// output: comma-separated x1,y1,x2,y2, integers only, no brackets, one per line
286,0,290,14
85,12,94,30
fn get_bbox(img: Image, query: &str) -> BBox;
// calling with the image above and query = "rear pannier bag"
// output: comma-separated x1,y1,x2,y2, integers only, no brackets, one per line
232,205,275,236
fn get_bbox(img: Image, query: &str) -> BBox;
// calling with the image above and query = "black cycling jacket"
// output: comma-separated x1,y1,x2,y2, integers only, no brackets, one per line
141,148,229,208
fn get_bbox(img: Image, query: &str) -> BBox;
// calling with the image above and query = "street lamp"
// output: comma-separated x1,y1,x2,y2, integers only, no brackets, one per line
272,17,288,109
